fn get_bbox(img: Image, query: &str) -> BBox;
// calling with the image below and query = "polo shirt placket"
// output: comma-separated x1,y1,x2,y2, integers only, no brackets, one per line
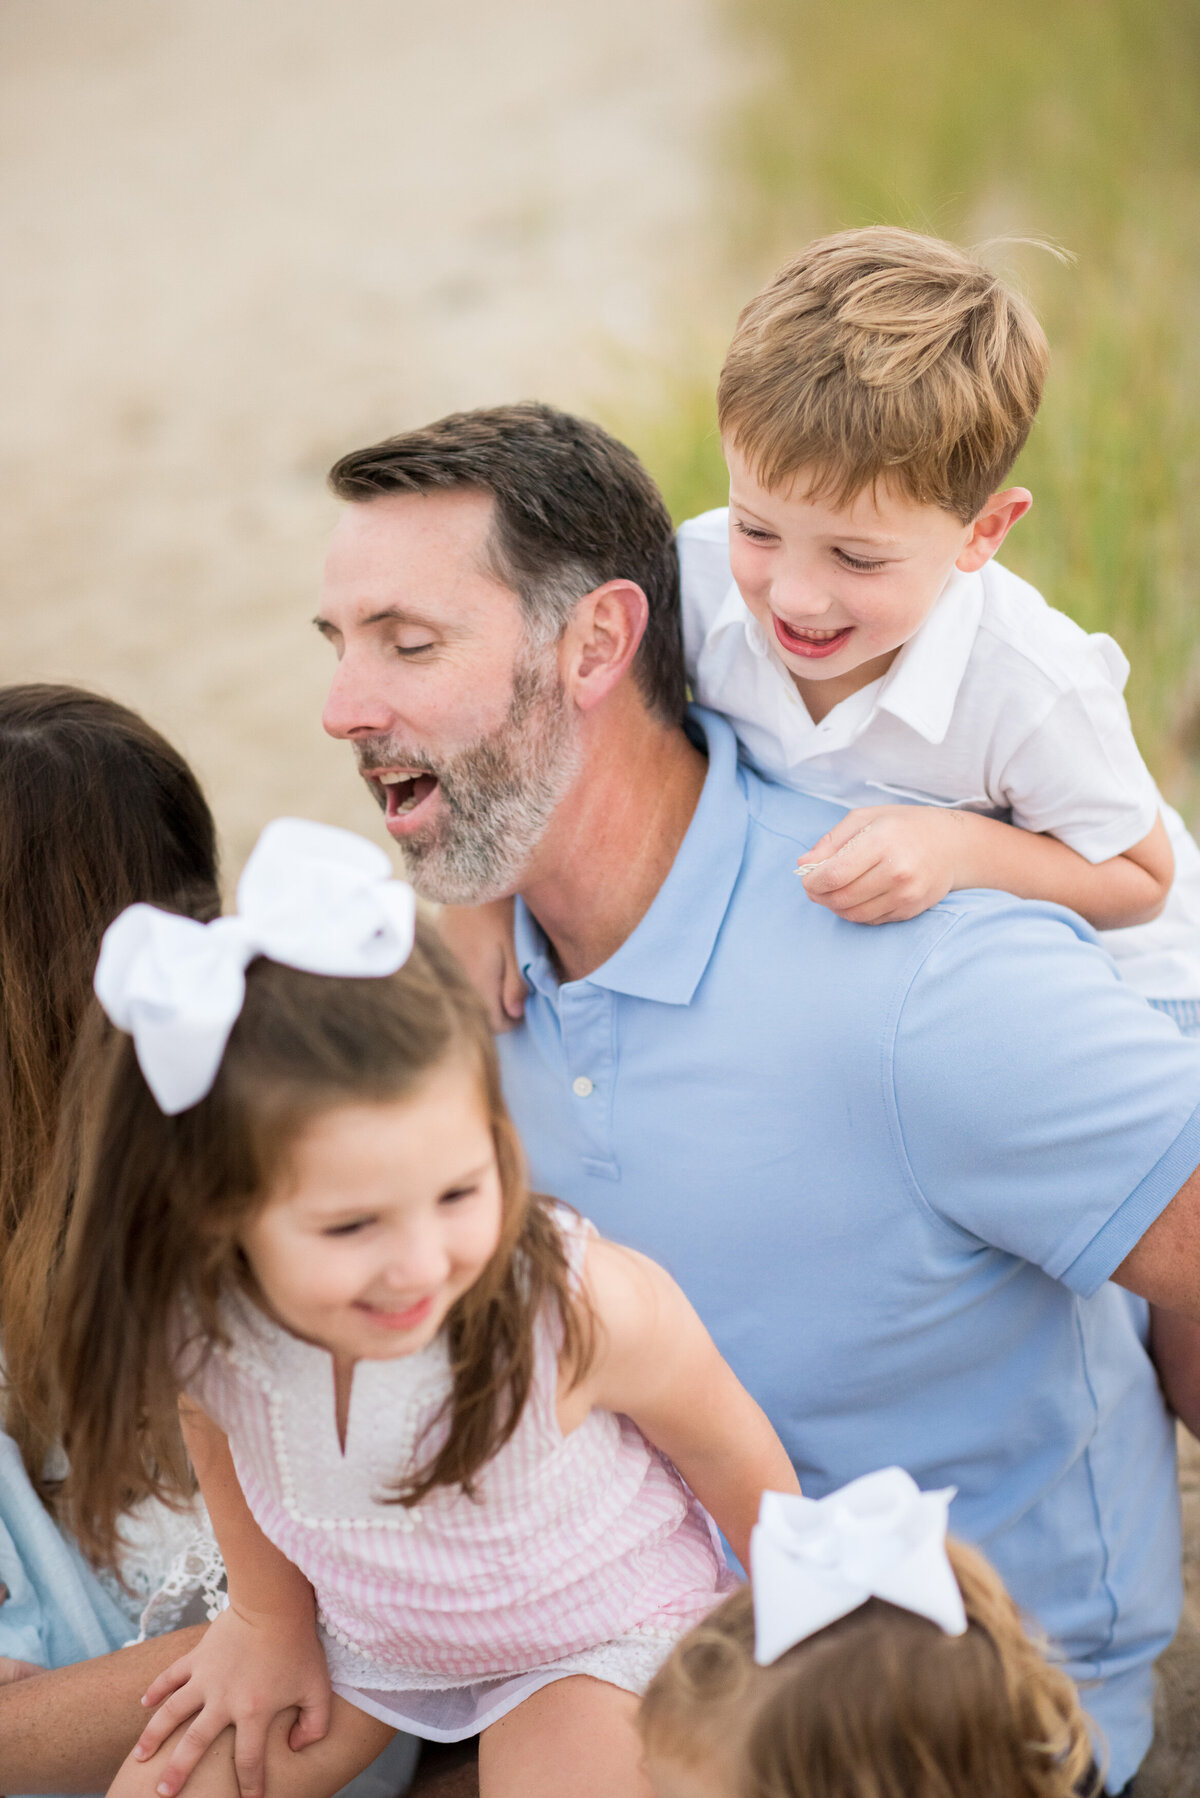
557,980,619,1181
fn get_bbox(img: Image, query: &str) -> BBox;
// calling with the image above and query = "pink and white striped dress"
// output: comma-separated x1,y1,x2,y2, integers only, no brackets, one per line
185,1214,734,1740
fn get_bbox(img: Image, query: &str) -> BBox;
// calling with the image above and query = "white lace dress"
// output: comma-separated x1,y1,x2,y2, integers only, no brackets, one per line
96,1493,227,1639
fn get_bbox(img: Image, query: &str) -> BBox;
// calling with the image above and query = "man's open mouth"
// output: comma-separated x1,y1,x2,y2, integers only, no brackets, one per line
373,769,440,824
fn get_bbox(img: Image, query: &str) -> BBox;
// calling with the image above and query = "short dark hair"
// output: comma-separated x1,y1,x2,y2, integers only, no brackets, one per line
328,402,686,723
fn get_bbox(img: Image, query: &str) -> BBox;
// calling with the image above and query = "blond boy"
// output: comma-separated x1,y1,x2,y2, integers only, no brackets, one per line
681,226,1200,1014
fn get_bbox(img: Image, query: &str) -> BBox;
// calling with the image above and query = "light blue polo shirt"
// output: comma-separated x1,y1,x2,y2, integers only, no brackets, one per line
498,707,1200,1790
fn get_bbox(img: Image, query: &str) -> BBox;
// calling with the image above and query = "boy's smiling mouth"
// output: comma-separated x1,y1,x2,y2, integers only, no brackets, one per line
772,614,854,660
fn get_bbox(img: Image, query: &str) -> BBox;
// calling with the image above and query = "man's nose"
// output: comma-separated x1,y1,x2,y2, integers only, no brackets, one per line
322,651,396,742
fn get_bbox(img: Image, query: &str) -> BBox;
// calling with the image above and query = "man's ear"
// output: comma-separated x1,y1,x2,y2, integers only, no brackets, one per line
956,487,1033,573
561,580,649,712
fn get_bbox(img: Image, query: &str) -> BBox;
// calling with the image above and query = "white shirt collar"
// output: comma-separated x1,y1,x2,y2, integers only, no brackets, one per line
871,567,984,745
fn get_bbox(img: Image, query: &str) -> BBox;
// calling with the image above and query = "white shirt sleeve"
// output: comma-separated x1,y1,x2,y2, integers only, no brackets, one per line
676,508,734,681
995,658,1160,862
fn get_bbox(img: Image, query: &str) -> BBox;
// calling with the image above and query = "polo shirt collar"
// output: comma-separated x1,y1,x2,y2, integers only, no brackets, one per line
871,567,983,745
514,707,748,1007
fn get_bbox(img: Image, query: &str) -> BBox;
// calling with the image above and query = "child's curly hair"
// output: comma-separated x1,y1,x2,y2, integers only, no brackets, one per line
639,1538,1095,1798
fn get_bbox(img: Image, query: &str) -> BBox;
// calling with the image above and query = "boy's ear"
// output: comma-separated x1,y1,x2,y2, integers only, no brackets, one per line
956,488,1033,573
560,580,649,712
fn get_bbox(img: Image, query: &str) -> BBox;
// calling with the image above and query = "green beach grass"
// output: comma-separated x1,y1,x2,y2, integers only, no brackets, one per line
613,0,1200,801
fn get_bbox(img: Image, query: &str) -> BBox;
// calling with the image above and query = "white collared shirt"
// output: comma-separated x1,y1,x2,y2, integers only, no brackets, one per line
678,506,1200,1001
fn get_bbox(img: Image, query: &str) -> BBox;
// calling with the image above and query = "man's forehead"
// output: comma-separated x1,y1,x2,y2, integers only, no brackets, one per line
327,485,497,564
319,487,520,626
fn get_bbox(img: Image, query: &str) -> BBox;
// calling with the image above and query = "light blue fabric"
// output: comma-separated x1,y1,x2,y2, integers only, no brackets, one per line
0,1431,135,1798
0,1432,134,1669
498,707,1200,1793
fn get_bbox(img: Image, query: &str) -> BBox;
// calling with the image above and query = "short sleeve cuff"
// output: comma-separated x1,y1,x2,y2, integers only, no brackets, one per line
1046,797,1160,866
1061,1094,1200,1296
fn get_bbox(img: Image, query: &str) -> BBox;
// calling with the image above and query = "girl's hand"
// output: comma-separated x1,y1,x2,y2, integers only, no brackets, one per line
438,897,527,1032
798,805,974,924
133,1602,331,1798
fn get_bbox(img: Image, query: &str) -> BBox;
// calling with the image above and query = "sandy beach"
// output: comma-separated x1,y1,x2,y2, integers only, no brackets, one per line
0,0,735,873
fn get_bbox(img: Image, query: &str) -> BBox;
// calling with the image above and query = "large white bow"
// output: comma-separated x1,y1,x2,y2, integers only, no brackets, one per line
750,1468,967,1664
94,817,417,1115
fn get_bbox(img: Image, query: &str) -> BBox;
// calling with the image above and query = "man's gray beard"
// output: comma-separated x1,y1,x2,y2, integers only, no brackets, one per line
357,653,582,906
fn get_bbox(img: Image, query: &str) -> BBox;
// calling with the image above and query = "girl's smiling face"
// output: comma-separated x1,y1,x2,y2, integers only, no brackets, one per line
240,1053,503,1366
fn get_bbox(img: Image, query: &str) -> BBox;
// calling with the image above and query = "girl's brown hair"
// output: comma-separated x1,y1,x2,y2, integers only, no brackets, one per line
639,1539,1095,1798
55,923,591,1566
0,684,219,1487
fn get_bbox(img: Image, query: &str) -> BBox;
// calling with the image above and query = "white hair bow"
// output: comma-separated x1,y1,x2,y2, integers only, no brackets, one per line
94,817,417,1115
750,1467,967,1664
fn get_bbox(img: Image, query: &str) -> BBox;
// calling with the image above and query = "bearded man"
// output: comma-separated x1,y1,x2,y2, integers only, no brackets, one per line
318,407,696,969
316,403,1200,1797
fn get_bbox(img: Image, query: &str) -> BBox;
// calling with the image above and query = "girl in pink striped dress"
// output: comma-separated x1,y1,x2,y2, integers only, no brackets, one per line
53,822,798,1798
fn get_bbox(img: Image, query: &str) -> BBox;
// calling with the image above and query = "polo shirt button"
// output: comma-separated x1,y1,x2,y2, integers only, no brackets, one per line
572,1076,594,1098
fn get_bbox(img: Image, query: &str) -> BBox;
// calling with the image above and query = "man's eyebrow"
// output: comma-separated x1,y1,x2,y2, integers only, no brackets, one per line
311,604,445,635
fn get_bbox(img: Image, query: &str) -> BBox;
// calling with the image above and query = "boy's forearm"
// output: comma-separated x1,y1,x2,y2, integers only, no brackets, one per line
954,812,1172,929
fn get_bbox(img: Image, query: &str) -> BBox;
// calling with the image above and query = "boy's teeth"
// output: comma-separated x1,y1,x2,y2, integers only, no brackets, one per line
379,772,408,785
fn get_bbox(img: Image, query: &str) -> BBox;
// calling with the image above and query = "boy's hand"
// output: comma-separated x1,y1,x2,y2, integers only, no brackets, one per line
134,1603,330,1798
438,897,527,1033
798,805,975,923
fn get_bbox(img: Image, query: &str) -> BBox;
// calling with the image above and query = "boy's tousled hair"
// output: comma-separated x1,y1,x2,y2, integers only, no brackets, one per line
55,923,592,1566
639,1538,1094,1798
0,684,219,1494
329,401,686,724
718,227,1050,522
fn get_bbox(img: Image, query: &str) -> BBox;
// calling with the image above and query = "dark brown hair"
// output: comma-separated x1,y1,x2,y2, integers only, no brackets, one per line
0,685,219,1485
639,1539,1094,1798
56,923,592,1566
719,227,1050,522
328,402,687,724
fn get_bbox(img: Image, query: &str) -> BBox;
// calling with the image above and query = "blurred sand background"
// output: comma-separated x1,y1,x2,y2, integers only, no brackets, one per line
2,1,1199,1789
0,0,737,872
